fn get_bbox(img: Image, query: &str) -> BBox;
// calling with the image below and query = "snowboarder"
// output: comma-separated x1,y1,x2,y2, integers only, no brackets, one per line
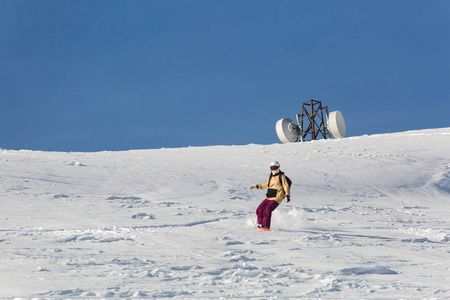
250,161,291,230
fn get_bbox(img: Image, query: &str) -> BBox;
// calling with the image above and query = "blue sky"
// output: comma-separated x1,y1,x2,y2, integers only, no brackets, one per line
1,0,449,152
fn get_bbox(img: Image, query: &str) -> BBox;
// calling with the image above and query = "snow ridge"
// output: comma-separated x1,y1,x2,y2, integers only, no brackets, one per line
1,128,449,298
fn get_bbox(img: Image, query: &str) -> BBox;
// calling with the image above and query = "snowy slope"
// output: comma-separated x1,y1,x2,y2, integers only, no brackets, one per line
1,128,449,298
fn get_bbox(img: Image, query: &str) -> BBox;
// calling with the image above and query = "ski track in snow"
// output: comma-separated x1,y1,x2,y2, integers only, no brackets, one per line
1,128,450,298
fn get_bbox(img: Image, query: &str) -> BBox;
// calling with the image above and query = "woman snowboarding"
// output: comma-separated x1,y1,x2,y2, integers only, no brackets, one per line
250,161,291,231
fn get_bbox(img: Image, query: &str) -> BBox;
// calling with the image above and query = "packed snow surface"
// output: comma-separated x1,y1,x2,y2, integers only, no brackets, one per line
1,128,450,298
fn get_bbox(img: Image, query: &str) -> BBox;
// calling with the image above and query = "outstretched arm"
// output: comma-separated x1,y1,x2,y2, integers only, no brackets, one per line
249,181,269,190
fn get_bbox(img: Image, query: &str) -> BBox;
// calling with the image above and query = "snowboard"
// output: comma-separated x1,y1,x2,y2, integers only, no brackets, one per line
253,226,271,232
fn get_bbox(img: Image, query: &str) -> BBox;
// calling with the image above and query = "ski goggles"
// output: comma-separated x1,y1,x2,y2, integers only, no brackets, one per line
270,166,279,170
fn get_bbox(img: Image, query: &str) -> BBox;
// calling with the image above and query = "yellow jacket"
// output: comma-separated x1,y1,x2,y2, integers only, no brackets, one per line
255,173,290,204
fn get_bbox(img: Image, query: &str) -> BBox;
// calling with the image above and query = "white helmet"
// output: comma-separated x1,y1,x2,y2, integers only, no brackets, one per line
270,161,280,175
270,161,280,168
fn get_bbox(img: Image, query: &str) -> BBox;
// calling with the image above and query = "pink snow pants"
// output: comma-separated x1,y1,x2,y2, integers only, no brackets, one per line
256,199,279,229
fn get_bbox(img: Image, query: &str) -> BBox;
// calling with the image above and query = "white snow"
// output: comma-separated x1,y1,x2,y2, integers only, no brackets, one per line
1,128,450,298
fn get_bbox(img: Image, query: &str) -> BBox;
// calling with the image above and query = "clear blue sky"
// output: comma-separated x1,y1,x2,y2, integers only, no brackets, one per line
1,0,449,152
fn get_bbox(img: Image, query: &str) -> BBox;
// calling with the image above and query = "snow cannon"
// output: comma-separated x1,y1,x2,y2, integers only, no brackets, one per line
276,99,346,143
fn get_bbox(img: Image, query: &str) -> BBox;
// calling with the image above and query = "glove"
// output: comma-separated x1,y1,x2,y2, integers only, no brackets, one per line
285,196,291,203
249,185,257,189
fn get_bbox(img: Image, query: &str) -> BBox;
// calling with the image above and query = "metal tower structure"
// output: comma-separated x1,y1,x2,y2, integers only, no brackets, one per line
296,99,329,142
275,99,346,143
